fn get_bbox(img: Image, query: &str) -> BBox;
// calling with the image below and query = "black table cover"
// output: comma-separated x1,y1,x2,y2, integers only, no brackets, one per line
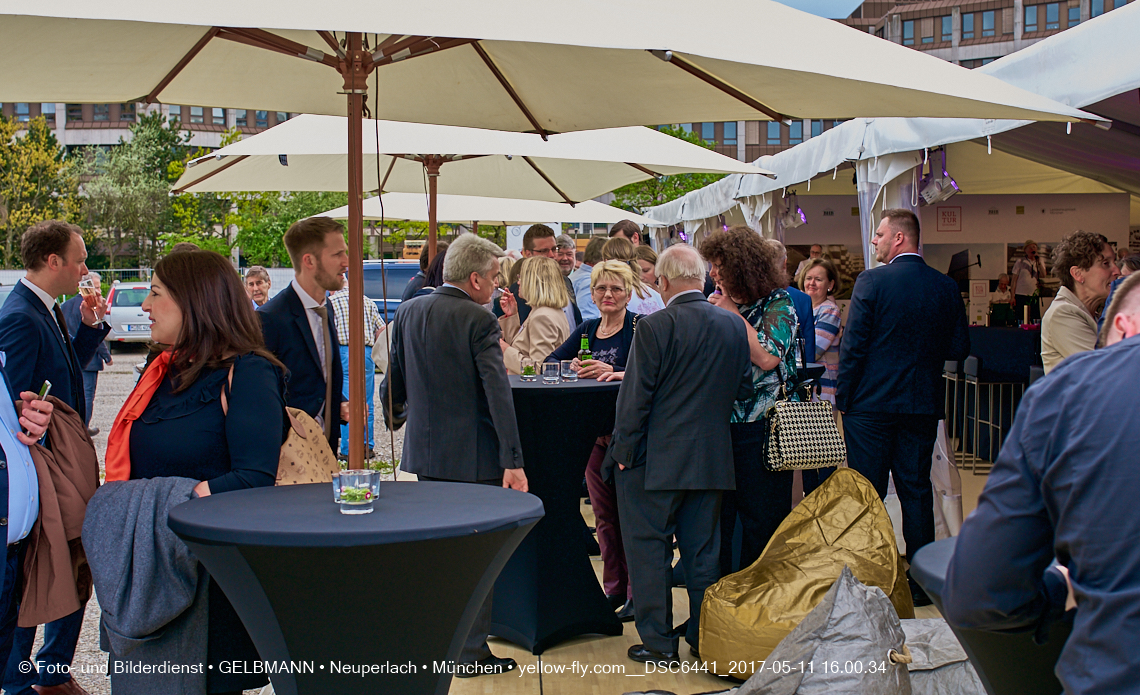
169,482,543,695
491,375,624,653
911,538,1071,695
967,327,1042,383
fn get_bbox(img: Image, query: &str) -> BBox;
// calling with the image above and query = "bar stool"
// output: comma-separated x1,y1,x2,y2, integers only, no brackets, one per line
943,360,964,465
964,356,1025,474
1029,366,1045,386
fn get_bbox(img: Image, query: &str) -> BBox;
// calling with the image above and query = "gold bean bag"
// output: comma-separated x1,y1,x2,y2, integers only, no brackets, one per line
700,467,914,678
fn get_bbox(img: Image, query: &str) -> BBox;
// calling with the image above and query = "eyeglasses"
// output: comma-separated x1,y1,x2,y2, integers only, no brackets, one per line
592,285,627,296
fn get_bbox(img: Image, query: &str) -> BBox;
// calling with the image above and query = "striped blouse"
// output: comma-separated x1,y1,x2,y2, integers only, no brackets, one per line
813,298,842,404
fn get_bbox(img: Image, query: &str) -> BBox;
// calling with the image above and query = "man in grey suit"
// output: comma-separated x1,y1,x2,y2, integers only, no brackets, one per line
604,244,752,665
381,232,527,677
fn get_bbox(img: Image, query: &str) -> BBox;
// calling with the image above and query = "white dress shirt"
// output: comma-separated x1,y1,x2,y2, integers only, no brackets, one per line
291,279,328,381
0,358,38,544
666,289,705,307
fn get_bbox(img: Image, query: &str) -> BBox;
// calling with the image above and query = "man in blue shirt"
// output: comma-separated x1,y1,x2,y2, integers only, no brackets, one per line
943,271,1140,695
0,361,54,681
570,238,606,321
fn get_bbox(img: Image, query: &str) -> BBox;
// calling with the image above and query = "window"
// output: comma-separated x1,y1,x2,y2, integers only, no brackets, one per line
701,122,715,141
962,13,975,39
678,123,692,134
902,19,914,45
120,103,135,122
723,121,737,146
982,57,996,65
275,111,289,124
255,110,268,128
235,109,247,127
788,121,803,145
212,107,226,125
1045,3,1060,28
41,103,56,117
1092,0,1104,16
811,120,823,138
832,119,845,128
982,10,995,36
93,104,110,121
167,105,181,123
1025,5,1038,31
1068,5,1080,24
941,16,953,41
766,121,781,145
876,27,885,38
66,104,83,122
14,103,30,122
189,106,204,124
921,17,934,43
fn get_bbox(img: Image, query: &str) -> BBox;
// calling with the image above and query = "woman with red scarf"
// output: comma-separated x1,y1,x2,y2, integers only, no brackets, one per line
105,250,287,695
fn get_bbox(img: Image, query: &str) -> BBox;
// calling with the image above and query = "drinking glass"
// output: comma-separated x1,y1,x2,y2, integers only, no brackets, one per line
560,359,578,382
520,357,537,381
338,469,379,515
331,470,342,503
77,277,99,309
542,361,560,384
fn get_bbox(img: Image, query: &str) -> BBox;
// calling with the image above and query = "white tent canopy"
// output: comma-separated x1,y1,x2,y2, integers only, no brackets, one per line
646,3,1140,233
316,193,664,227
0,0,1100,128
174,115,772,201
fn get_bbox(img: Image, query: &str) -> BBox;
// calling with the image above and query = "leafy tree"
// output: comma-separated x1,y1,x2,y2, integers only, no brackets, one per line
609,126,727,213
232,191,349,266
0,116,82,267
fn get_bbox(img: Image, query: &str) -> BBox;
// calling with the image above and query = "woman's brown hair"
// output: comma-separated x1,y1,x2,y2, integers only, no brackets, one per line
152,250,282,392
1052,230,1111,291
700,226,782,305
804,258,842,297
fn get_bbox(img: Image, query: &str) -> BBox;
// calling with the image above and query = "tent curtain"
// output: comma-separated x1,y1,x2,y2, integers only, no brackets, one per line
855,152,922,269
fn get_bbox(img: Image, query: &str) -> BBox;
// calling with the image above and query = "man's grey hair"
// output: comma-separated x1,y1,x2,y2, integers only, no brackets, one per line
765,238,787,259
83,271,101,284
555,234,575,250
656,244,706,282
443,233,505,283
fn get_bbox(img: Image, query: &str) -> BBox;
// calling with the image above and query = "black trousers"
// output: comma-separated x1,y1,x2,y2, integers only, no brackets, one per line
719,420,794,576
842,412,939,562
615,465,721,654
418,475,501,663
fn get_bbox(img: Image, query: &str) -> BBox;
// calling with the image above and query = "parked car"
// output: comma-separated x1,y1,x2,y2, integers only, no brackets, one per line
105,282,152,343
362,260,420,321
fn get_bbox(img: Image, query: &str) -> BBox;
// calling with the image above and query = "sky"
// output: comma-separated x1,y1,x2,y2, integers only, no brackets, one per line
770,0,864,19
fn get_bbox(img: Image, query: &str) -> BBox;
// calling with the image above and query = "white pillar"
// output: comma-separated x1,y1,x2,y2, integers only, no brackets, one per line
736,120,747,161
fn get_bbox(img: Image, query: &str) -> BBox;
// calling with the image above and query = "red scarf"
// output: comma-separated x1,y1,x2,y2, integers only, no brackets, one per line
105,350,173,482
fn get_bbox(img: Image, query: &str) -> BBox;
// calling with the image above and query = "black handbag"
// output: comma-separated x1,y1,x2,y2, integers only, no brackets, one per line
761,338,846,472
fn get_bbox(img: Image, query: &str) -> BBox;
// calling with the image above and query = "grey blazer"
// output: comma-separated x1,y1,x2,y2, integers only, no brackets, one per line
606,292,752,491
381,285,523,481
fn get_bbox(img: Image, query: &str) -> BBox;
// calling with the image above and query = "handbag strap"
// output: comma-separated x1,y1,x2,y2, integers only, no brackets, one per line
220,362,307,438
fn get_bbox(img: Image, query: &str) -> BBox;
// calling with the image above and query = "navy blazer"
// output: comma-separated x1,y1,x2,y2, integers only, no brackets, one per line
786,285,816,365
61,295,111,372
836,255,969,416
0,282,109,423
257,283,344,450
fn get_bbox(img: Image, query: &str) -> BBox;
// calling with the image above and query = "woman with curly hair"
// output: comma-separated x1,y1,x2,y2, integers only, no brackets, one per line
700,226,800,574
1041,231,1120,373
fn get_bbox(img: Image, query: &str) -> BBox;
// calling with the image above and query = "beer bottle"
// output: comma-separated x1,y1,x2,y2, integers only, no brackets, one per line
577,333,592,361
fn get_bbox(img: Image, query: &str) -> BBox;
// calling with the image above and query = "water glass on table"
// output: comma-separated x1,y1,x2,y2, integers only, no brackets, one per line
520,357,537,381
337,469,379,515
542,361,560,384
560,359,578,382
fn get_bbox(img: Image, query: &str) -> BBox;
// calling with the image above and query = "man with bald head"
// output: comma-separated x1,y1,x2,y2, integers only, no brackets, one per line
943,272,1140,695
838,209,969,605
605,244,752,666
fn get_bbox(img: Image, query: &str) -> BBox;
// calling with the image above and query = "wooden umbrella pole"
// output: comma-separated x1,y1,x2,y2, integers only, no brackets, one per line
342,32,372,472
425,156,443,263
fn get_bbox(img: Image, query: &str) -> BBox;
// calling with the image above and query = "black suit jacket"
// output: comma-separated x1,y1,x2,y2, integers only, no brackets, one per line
837,254,970,416
381,286,523,481
0,282,109,423
258,284,345,450
606,292,752,491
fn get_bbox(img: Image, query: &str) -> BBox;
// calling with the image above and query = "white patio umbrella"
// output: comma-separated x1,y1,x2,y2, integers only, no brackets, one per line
316,193,665,228
0,0,1101,468
174,115,768,256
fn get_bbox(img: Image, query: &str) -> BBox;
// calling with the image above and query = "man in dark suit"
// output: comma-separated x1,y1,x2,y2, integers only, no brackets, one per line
837,208,969,604
61,272,111,436
381,233,527,678
258,217,349,452
0,220,108,695
604,244,752,665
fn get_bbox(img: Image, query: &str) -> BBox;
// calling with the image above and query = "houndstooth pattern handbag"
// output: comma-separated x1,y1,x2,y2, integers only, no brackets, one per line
761,361,847,472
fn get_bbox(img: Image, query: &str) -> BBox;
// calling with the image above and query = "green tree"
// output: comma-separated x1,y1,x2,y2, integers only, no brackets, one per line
0,116,82,267
232,191,349,266
609,126,727,213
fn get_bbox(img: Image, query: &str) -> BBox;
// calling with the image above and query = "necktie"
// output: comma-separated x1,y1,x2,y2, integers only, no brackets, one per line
311,304,335,441
52,303,82,415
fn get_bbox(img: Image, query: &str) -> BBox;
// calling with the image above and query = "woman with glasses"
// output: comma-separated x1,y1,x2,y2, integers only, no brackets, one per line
547,260,644,620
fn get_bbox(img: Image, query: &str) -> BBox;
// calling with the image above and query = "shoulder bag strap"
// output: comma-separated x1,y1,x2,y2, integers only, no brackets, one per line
219,360,306,437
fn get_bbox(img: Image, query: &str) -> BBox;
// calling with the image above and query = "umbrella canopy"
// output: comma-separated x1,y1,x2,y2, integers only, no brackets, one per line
0,1,1100,126
174,115,771,200
316,193,664,227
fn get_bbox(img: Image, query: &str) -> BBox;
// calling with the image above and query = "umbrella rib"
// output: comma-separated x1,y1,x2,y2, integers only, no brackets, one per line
172,155,249,194
627,162,663,178
522,157,576,206
316,30,345,58
372,37,476,67
378,156,397,192
650,50,792,123
216,27,339,69
145,27,220,103
472,42,551,140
